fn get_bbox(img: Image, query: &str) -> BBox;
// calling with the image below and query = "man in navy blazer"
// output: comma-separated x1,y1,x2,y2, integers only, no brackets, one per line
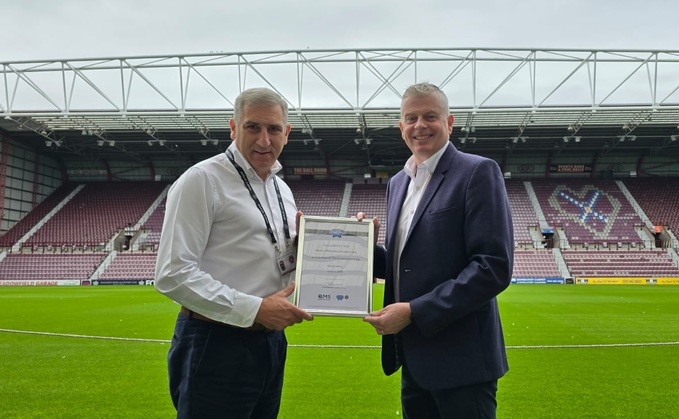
363,83,514,418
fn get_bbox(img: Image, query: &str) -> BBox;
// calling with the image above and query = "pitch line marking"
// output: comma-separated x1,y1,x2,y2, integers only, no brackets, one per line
1,328,678,350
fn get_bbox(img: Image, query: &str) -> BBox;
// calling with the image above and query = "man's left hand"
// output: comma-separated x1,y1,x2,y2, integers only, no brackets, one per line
363,302,411,335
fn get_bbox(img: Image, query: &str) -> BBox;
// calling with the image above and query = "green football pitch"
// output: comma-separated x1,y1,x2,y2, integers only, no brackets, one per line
1,284,678,418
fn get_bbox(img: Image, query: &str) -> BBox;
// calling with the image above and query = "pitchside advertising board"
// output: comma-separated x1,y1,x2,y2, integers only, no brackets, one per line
574,277,679,285
0,279,155,286
510,277,679,285
0,280,81,286
512,277,564,284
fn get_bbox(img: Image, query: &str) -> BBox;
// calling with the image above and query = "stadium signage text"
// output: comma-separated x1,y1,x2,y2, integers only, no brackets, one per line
0,279,80,286
549,164,593,173
66,169,108,176
293,167,329,176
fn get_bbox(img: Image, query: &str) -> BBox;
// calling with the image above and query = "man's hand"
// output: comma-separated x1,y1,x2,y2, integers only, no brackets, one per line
355,212,380,245
363,302,411,335
255,281,313,330
295,211,303,235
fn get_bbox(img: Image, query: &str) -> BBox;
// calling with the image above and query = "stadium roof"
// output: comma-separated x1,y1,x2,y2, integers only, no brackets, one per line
2,48,679,164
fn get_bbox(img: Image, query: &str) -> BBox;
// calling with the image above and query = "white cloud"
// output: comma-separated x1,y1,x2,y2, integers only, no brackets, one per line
1,0,676,61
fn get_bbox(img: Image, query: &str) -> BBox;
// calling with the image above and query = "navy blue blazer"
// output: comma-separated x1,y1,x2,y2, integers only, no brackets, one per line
374,142,514,390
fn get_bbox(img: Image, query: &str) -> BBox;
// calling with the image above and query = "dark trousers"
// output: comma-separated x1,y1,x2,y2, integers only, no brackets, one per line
168,312,287,419
401,364,498,419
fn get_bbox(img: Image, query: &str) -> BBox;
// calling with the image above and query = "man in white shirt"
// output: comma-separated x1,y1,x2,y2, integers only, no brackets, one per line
155,87,313,419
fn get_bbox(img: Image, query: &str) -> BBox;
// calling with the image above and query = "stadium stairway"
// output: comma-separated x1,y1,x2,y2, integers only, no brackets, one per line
524,181,550,231
617,180,656,231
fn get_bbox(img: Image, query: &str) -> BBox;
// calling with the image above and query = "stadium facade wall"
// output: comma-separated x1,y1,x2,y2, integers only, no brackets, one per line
0,137,62,235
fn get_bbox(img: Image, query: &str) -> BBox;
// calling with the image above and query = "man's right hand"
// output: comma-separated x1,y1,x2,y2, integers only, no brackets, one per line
356,212,380,245
254,281,313,330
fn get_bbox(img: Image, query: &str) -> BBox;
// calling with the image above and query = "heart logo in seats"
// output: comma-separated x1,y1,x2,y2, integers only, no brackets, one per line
549,185,621,238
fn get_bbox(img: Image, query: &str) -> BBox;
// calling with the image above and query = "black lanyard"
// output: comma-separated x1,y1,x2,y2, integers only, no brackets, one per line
226,149,291,252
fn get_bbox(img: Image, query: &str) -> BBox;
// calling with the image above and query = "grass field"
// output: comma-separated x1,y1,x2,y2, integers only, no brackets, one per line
1,284,678,418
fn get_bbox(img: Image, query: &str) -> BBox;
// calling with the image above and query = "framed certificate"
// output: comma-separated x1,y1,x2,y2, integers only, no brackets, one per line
294,215,374,317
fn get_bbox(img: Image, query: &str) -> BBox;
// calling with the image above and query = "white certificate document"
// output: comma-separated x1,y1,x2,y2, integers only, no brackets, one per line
294,216,374,316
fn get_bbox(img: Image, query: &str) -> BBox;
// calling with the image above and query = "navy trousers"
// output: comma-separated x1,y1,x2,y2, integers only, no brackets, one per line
401,364,498,419
168,312,287,419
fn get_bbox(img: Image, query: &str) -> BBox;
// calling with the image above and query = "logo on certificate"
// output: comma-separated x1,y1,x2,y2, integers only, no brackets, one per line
330,228,344,238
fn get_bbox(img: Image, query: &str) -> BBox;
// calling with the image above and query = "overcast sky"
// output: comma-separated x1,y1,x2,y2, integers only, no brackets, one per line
2,0,677,62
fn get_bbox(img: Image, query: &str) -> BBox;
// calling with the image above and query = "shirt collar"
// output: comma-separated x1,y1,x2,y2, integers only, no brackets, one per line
227,143,283,180
403,142,449,180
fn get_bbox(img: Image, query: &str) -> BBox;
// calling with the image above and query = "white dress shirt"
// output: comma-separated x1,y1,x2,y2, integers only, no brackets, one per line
392,143,448,301
155,143,297,327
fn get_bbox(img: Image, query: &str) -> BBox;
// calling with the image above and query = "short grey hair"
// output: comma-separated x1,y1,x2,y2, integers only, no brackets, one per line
401,82,449,115
233,87,289,124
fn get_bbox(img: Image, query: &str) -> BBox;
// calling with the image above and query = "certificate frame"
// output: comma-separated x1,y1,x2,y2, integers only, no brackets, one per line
293,215,374,317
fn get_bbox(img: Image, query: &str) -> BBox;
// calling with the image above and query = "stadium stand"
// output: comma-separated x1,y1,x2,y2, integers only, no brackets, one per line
562,250,679,277
0,183,78,250
346,182,387,245
2,178,679,282
0,253,107,280
98,252,157,280
2,48,678,284
505,180,540,248
137,198,166,251
531,179,644,247
22,181,168,249
624,178,679,236
512,250,562,278
288,180,345,217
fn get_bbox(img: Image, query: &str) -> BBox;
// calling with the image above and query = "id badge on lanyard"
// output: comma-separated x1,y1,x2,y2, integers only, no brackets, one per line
276,249,297,277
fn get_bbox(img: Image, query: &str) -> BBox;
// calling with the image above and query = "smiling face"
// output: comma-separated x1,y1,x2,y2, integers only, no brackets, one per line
399,91,454,165
229,103,291,180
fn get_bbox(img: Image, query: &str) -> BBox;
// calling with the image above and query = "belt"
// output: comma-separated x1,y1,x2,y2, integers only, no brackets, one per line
180,306,271,332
